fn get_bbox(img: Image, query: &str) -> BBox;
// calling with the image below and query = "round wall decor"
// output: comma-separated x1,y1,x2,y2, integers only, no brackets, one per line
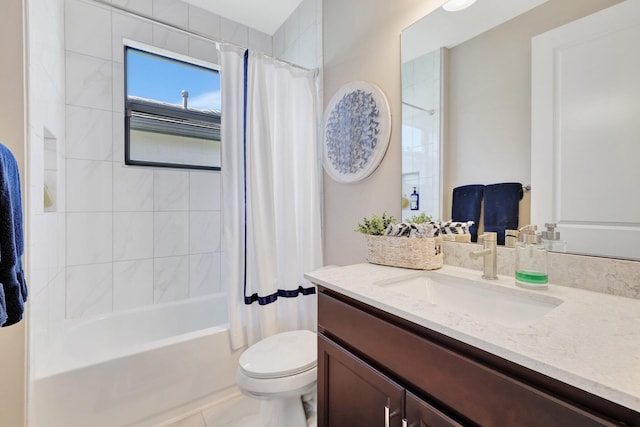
322,81,391,183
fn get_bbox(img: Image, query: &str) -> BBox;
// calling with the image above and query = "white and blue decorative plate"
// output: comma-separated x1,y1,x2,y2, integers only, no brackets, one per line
322,81,391,183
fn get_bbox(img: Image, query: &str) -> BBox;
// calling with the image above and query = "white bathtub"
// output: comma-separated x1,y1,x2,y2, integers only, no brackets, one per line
30,294,243,427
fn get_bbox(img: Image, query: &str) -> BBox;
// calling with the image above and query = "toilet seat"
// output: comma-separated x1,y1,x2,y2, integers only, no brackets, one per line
238,330,317,379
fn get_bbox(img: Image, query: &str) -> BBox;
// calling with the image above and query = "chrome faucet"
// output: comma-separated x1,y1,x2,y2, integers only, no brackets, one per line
469,232,498,280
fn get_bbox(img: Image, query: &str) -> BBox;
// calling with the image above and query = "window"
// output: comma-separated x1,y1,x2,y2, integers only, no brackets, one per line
125,45,221,170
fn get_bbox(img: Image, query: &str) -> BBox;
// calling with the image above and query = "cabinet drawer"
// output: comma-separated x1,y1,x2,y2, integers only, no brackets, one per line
318,290,620,427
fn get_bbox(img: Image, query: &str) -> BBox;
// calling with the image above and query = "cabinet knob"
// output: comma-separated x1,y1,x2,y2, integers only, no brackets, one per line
402,418,408,427
385,405,390,427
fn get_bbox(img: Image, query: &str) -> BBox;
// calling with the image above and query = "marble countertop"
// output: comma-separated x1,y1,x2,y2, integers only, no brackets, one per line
305,263,640,412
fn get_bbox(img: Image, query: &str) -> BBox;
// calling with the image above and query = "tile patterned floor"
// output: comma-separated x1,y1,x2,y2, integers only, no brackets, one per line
163,392,318,427
163,393,261,427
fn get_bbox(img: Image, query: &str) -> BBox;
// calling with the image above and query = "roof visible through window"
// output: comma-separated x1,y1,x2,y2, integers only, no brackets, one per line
126,47,221,112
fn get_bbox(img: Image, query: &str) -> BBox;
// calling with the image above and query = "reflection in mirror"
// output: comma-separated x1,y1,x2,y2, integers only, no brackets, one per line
401,0,636,259
401,49,443,222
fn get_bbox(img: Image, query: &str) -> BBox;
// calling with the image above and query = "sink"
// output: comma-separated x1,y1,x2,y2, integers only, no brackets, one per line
374,272,563,328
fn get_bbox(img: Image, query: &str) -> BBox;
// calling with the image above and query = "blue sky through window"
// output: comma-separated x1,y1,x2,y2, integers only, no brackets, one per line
127,48,221,111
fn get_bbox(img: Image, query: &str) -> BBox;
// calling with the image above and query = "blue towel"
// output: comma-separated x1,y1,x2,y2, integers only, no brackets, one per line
483,182,523,245
0,143,28,327
451,184,484,242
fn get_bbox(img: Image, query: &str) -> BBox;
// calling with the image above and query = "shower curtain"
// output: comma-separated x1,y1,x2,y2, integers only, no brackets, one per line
220,46,323,350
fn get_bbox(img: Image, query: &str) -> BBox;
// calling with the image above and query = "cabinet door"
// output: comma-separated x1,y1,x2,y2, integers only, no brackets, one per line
318,334,404,427
405,391,463,427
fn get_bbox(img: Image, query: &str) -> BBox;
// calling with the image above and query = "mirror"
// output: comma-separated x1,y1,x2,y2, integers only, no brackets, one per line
401,0,639,260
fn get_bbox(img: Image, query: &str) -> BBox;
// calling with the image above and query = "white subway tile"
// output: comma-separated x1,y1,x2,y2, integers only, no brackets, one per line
111,0,152,16
188,37,219,66
284,6,301,49
189,211,221,254
114,212,154,260
66,212,113,265
298,24,318,69
152,24,189,56
188,5,221,40
298,0,316,34
50,271,67,324
30,0,65,51
66,159,112,212
154,256,189,303
113,163,154,211
189,171,220,211
248,29,273,56
113,259,153,311
66,106,113,161
66,263,113,319
273,27,286,59
189,252,221,297
66,52,113,110
112,60,125,114
154,169,189,211
221,17,249,47
65,0,111,60
153,0,189,27
112,11,153,64
113,111,125,163
154,211,189,257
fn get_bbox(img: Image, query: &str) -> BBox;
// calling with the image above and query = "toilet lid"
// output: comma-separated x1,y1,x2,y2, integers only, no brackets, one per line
239,330,317,379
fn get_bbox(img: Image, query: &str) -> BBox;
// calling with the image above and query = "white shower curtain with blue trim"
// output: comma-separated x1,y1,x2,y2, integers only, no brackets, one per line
220,46,323,350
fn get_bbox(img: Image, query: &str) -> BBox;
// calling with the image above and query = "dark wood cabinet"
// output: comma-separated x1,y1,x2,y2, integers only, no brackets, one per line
318,334,460,427
318,334,404,427
405,391,462,427
317,286,640,427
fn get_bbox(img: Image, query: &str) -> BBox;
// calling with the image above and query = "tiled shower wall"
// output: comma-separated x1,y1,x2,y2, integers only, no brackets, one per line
28,0,322,332
25,0,321,408
273,0,323,70
62,0,273,320
27,0,67,369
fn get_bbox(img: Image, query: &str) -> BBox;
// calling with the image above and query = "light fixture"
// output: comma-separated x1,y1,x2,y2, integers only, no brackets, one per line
442,0,477,12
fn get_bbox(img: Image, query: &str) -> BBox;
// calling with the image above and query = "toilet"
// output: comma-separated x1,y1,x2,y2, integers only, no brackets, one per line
236,330,317,427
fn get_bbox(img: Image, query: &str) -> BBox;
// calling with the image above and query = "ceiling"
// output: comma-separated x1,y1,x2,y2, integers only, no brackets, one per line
183,0,303,35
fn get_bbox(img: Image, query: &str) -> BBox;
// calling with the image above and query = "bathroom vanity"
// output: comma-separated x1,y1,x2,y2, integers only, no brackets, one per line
306,264,640,427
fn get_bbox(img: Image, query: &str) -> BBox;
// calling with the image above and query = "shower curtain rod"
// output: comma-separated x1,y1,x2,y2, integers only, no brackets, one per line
90,0,313,73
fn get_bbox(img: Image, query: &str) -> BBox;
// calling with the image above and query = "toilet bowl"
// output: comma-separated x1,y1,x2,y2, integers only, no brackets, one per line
236,330,317,427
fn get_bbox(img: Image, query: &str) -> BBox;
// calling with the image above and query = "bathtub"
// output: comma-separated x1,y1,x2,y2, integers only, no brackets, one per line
30,294,243,427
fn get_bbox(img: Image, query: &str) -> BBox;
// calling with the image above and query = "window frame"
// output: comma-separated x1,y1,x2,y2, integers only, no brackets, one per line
124,42,221,171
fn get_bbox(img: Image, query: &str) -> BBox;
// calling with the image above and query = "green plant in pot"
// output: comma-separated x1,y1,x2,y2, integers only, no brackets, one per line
355,212,396,236
406,212,433,224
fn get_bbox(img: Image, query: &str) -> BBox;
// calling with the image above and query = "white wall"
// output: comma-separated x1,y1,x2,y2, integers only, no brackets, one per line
0,1,27,425
322,0,447,265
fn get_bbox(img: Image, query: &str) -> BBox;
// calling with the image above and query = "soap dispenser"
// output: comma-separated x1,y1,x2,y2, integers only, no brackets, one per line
515,225,548,290
541,223,567,253
410,187,419,210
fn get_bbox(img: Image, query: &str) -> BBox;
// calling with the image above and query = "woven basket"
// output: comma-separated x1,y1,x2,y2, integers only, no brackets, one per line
365,235,443,270
441,234,471,243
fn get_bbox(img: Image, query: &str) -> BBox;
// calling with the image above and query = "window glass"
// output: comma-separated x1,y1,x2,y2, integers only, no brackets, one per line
125,46,221,170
